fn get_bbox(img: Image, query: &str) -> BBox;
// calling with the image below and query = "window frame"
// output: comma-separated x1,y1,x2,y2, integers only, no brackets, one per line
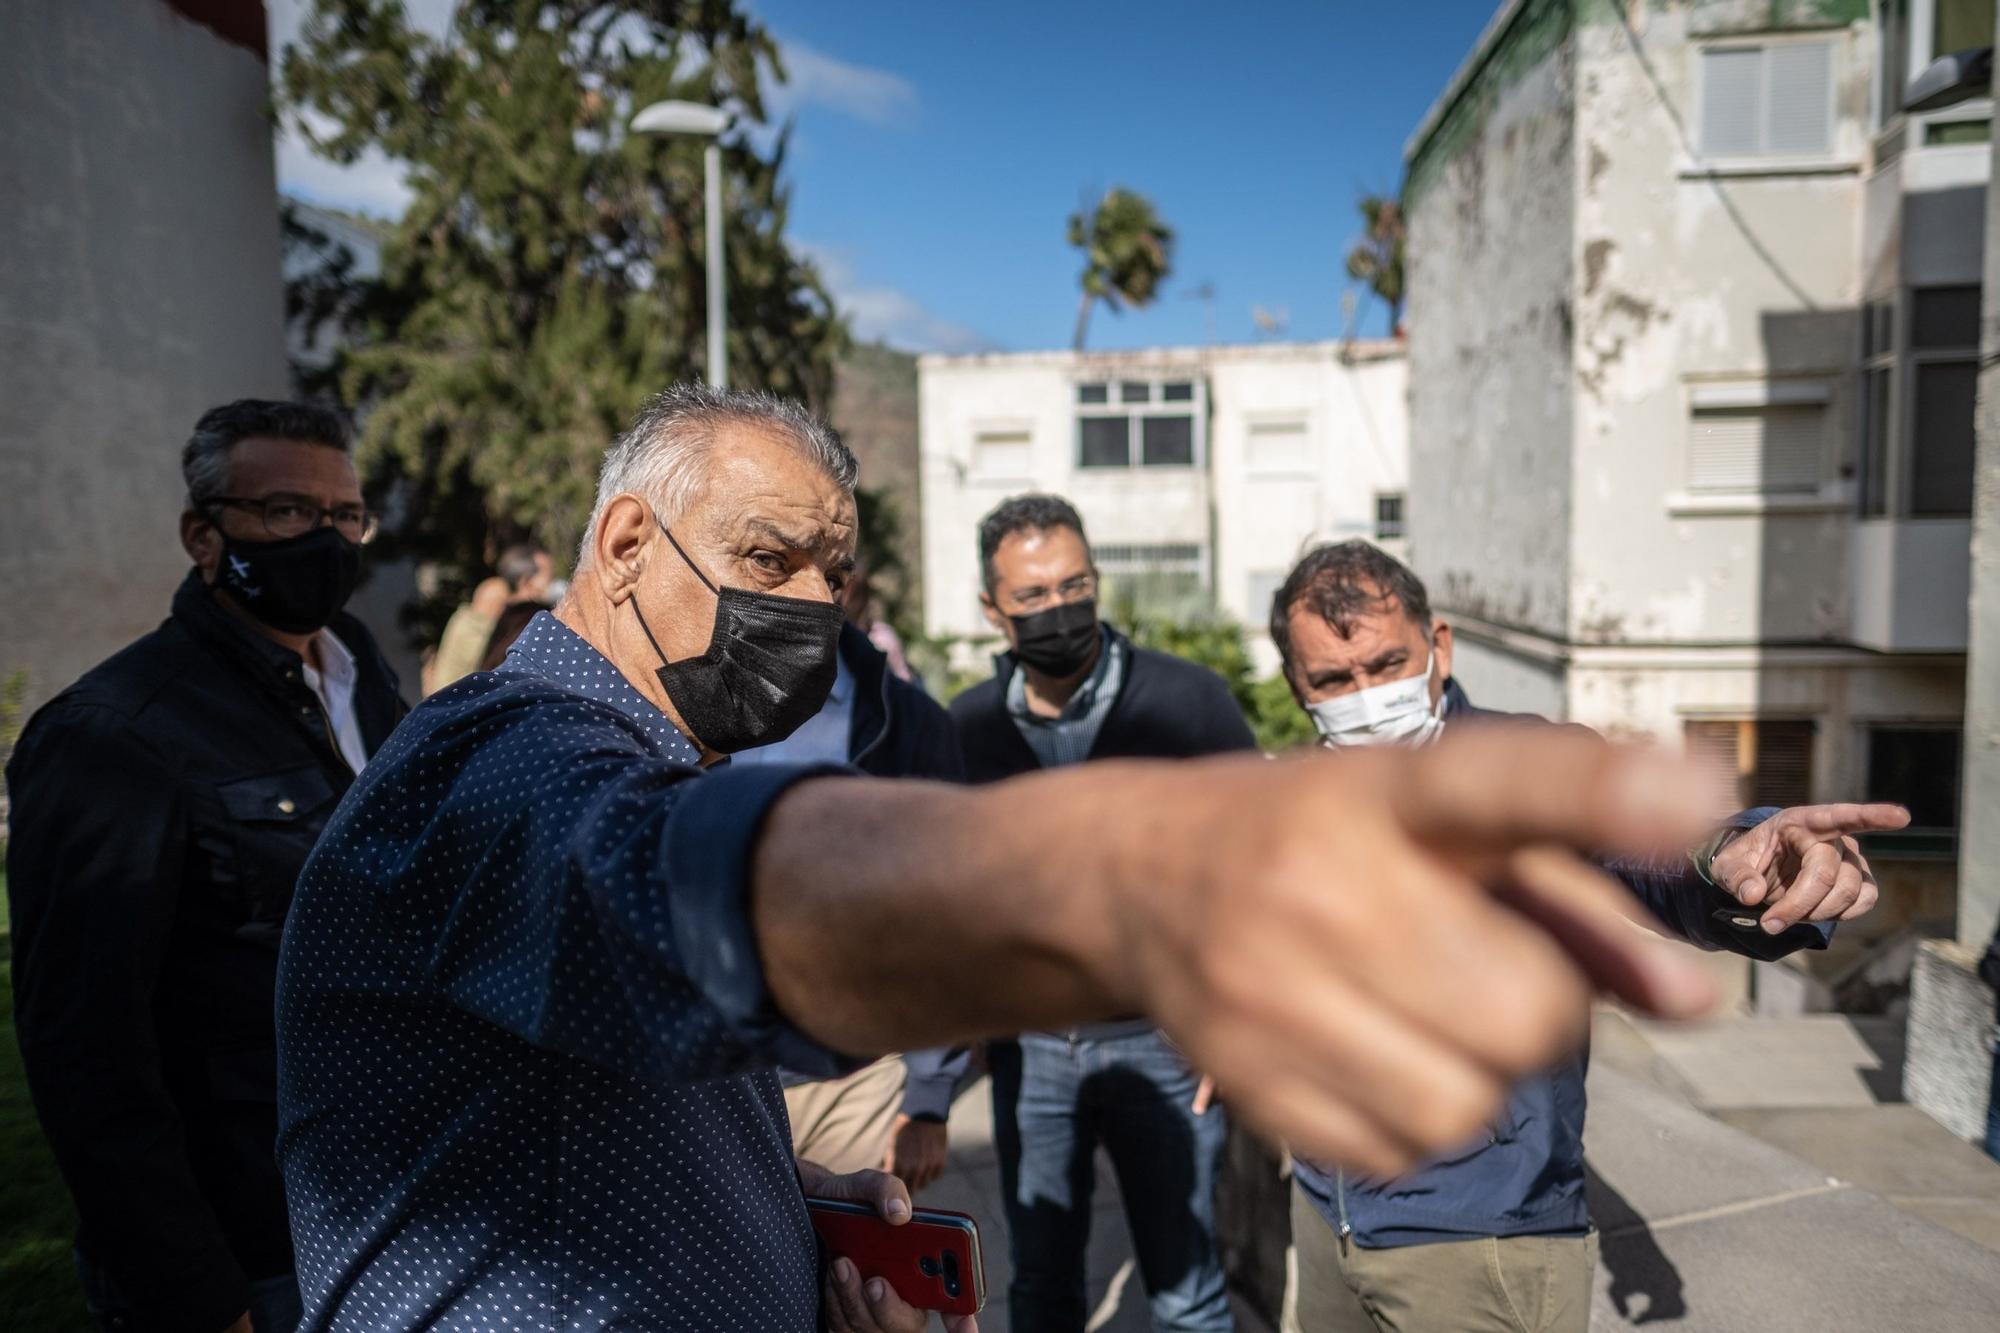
1860,721,1962,859
1073,375,1206,471
1374,491,1407,541
1694,35,1838,164
1901,284,1981,519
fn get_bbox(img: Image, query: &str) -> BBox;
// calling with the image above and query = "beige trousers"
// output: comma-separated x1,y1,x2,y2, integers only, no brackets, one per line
784,1057,907,1176
1284,1182,1598,1333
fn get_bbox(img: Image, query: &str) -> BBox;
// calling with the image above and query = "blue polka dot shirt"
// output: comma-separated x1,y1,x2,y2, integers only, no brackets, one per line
277,612,854,1331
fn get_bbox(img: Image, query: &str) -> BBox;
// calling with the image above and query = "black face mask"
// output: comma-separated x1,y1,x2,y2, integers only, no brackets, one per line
631,520,845,754
1009,597,1101,677
213,525,362,636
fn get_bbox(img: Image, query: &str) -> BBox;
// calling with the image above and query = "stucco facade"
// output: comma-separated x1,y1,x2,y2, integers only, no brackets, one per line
1405,0,1984,984
918,342,1407,673
1,0,287,714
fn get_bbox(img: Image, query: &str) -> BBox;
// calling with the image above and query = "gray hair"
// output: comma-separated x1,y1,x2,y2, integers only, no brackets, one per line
182,399,351,507
584,384,857,563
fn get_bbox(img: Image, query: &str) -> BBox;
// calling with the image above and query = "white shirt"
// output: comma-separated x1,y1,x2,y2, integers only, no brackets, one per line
302,628,371,773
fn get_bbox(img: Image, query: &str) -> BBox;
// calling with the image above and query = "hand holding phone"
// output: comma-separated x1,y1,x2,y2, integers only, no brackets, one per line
808,1196,986,1318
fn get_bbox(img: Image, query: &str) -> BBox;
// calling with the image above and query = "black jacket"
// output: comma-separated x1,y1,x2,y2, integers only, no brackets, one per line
831,623,970,1117
842,622,965,784
949,625,1258,782
6,570,405,1331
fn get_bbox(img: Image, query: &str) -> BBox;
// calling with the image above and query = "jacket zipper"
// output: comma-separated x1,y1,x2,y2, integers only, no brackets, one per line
310,695,355,778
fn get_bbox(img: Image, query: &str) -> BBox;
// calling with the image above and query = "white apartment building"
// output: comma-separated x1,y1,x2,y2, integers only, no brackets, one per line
1402,0,1986,977
917,341,1408,674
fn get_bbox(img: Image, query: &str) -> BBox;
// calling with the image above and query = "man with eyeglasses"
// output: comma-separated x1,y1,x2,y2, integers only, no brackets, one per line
7,399,406,1333
949,494,1257,1332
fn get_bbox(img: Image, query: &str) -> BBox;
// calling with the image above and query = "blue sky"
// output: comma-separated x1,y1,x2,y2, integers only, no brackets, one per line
269,0,1505,353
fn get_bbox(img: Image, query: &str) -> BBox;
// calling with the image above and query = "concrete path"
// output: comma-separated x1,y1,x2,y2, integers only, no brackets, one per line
925,1012,2000,1332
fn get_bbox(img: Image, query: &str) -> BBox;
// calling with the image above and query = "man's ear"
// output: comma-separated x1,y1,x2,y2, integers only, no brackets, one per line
593,495,654,605
181,507,222,581
979,589,1008,637
1432,619,1454,685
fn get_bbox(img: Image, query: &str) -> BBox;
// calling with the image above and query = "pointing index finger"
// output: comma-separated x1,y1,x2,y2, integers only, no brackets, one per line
1783,803,1911,839
1388,724,1710,864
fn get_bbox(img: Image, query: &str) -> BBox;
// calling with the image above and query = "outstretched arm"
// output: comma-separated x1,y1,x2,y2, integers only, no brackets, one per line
753,725,1719,1178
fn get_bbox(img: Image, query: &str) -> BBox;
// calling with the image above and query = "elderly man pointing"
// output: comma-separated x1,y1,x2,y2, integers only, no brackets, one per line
278,387,1720,1333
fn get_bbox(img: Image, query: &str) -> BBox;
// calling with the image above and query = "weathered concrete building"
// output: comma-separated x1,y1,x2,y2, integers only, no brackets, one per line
1,0,288,715
1403,0,1986,995
918,341,1408,672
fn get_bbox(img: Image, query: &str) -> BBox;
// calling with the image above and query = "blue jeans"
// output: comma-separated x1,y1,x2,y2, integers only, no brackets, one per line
989,1030,1234,1332
1984,1042,2000,1165
76,1250,301,1333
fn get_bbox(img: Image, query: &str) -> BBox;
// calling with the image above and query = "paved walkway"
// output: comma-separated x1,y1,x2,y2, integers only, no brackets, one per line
923,1012,2000,1332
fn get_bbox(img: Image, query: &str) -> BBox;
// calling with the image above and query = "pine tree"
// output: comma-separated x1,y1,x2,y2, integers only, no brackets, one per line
279,1,845,623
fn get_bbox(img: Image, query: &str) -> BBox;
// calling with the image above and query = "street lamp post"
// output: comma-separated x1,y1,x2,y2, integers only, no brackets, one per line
632,100,732,390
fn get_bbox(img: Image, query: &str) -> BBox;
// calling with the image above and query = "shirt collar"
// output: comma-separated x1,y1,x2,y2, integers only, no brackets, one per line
305,628,356,689
499,610,700,760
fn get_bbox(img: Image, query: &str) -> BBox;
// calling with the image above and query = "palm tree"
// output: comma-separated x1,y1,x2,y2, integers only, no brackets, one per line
1067,187,1174,350
1345,194,1405,337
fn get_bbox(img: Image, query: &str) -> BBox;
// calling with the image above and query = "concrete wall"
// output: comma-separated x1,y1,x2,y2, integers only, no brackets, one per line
917,343,1407,668
0,0,286,713
1566,9,1869,649
1404,1,1579,644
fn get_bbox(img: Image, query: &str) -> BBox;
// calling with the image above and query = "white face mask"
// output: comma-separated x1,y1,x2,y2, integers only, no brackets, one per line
1305,651,1446,748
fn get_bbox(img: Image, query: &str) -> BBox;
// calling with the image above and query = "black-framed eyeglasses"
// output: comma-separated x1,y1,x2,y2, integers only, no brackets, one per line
205,494,380,544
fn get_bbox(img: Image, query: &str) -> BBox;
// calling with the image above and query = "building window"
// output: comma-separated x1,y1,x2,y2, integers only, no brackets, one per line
1687,404,1824,493
1878,0,1909,126
1865,725,1961,857
1909,285,1979,518
1246,418,1312,474
1246,570,1286,627
1375,492,1406,540
971,428,1033,481
1095,542,1208,617
1934,0,1990,63
1698,40,1834,159
1075,378,1203,469
1859,301,1895,517
1685,719,1815,812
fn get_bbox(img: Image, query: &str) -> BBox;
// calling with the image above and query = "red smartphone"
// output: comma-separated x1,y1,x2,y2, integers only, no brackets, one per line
806,1197,986,1316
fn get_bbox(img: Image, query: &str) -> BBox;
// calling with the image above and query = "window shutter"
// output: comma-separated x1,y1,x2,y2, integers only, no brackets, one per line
1684,719,1814,813
1701,48,1763,157
1247,419,1311,472
1765,41,1832,155
1689,406,1822,493
1750,721,1814,809
972,430,1033,479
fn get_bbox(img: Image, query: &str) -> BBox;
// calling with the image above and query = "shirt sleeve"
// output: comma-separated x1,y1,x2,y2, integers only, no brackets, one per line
1602,806,1834,959
423,709,861,1085
5,704,252,1331
900,1046,972,1120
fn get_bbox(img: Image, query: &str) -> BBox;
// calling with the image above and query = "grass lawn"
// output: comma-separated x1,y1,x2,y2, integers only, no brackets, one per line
2,931,94,1330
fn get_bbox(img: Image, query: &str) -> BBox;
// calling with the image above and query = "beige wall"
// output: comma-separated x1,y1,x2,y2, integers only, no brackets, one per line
918,343,1407,670
0,0,287,713
1566,12,1869,648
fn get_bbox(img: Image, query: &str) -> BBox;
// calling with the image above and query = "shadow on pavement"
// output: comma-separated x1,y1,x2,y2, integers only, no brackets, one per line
1586,1162,1688,1325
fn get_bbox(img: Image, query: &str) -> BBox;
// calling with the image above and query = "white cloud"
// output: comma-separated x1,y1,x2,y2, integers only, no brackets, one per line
265,0,455,218
803,244,993,355
765,39,918,128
